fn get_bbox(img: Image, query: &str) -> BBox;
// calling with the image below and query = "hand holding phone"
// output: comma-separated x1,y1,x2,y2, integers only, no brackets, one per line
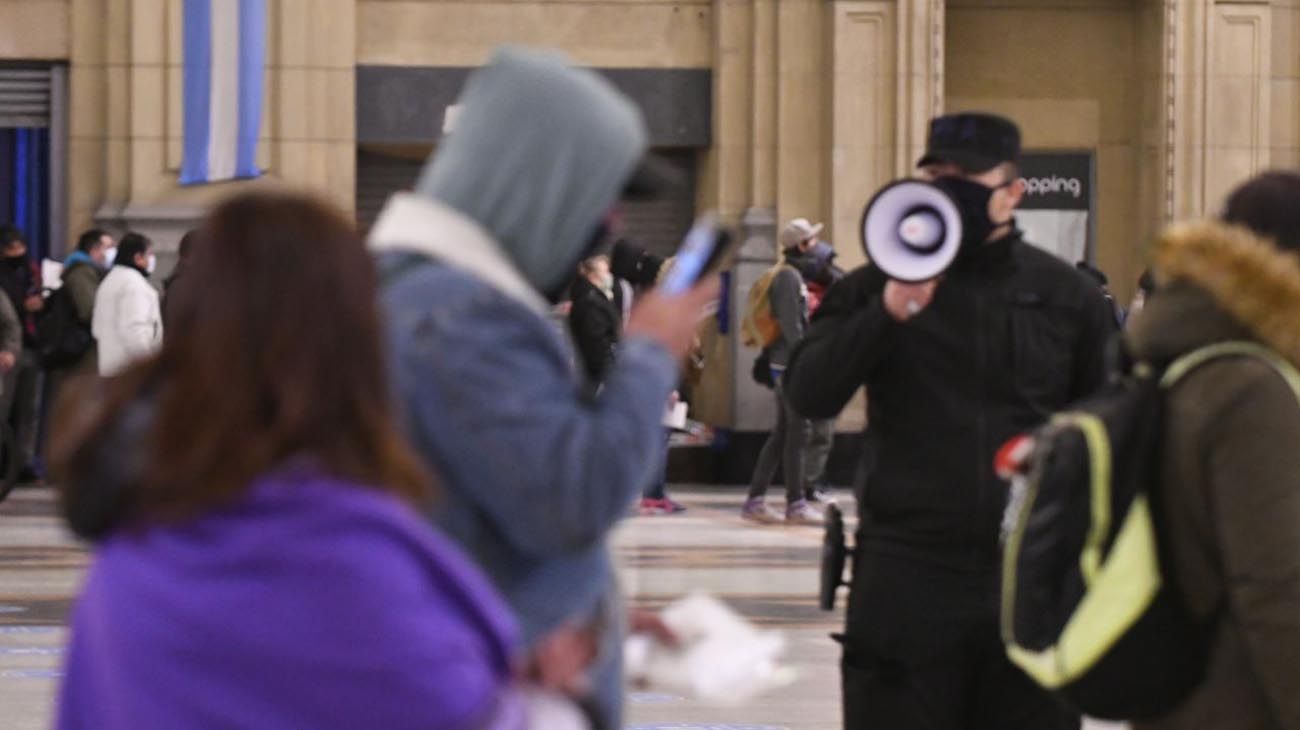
659,214,734,296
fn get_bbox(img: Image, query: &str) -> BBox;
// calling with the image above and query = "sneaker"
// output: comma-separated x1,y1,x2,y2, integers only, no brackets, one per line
785,499,826,526
805,487,837,505
639,497,687,516
660,497,688,514
638,498,667,516
741,497,784,524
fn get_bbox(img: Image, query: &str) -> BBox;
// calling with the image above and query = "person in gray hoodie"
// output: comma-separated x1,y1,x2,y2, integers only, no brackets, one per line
368,47,715,729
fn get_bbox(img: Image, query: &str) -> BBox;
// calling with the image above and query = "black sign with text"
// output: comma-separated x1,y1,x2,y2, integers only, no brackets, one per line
1018,152,1093,211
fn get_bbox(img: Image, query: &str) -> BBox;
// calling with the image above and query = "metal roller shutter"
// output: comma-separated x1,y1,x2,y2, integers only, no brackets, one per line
0,68,52,129
355,146,698,256
618,150,697,260
355,148,423,233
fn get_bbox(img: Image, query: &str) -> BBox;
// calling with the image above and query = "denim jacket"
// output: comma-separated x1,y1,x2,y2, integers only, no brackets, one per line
370,194,678,645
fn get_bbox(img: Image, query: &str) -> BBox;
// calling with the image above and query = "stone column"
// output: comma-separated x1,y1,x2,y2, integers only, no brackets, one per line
1272,4,1300,170
1165,0,1288,220
775,0,826,231
271,0,357,215
711,0,755,225
693,0,755,429
67,0,110,245
828,0,942,271
750,0,778,219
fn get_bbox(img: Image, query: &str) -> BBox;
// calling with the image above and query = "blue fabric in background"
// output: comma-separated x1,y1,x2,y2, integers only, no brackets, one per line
4,128,49,260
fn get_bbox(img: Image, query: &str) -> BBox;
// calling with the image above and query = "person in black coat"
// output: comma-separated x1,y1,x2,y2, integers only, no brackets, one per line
0,224,44,482
785,113,1114,730
570,250,687,515
568,255,622,383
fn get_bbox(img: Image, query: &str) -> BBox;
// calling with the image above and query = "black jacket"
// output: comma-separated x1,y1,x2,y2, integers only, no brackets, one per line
568,276,623,382
0,257,38,345
785,231,1114,564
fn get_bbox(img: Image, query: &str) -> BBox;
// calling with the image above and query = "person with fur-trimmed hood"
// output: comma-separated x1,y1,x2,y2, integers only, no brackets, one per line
1128,170,1300,730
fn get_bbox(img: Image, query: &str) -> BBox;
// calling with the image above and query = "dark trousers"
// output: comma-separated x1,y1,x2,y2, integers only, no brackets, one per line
0,351,41,473
805,418,835,485
747,381,810,504
841,549,1080,730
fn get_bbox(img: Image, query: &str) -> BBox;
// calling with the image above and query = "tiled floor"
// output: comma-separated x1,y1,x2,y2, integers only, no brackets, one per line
0,488,83,730
0,486,1125,729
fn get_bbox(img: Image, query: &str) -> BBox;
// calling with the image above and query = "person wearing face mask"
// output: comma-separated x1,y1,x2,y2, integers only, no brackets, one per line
784,113,1114,730
0,224,45,482
41,230,112,422
569,254,621,383
92,232,162,377
54,229,113,373
371,48,716,730
742,218,832,525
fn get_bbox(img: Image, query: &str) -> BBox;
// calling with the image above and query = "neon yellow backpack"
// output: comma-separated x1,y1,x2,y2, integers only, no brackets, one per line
999,340,1300,720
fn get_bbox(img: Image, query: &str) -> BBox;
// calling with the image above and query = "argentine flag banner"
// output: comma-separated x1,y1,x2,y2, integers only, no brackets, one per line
181,0,266,185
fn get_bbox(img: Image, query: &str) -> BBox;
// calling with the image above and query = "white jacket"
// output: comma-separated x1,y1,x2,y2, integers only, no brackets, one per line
92,266,163,376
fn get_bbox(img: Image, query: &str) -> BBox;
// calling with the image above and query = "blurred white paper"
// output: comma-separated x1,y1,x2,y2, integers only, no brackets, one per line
662,402,688,430
624,593,797,705
42,259,64,290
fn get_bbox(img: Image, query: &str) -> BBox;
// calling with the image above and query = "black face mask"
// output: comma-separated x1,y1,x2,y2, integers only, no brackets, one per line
931,176,1012,249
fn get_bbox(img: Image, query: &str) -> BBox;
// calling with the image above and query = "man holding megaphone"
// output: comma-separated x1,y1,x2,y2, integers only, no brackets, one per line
784,113,1115,730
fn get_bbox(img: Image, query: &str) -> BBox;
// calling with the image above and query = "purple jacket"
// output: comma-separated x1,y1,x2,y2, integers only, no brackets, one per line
58,475,522,730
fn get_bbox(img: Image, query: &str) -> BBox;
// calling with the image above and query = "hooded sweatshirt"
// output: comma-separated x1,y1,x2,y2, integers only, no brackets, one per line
415,47,645,299
370,48,679,729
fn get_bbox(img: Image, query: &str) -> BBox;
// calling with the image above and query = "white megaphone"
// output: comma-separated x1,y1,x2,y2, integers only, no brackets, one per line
861,179,964,282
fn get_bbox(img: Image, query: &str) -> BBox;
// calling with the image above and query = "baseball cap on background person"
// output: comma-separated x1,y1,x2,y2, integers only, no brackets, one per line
780,218,824,250
916,112,1022,172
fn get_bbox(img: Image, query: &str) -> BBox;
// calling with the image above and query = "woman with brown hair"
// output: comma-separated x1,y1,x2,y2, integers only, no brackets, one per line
51,191,542,730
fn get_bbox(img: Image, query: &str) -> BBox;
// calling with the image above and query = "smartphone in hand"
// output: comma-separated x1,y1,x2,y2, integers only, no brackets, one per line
658,214,735,296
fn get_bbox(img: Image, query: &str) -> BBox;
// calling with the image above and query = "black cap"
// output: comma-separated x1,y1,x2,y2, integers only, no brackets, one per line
610,239,666,287
621,154,685,201
916,113,1021,173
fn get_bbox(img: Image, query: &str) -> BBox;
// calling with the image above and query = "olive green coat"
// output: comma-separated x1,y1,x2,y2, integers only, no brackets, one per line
1129,222,1300,730
59,259,100,374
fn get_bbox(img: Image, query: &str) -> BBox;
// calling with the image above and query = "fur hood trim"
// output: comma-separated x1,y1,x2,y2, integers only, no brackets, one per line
1155,221,1300,365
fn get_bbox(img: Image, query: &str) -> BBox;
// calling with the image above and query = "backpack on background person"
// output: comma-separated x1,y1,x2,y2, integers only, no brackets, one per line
997,340,1300,721
740,263,793,349
35,286,93,369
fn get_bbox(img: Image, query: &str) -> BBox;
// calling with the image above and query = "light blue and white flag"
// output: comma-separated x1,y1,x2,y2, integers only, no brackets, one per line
181,0,266,185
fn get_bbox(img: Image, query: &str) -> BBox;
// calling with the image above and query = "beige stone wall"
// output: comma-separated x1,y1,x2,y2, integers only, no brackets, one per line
1201,2,1274,212
1167,1,1300,225
0,0,69,60
947,0,1158,301
943,0,1300,304
1273,2,1300,170
1274,2,1300,170
66,0,357,258
357,0,713,68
